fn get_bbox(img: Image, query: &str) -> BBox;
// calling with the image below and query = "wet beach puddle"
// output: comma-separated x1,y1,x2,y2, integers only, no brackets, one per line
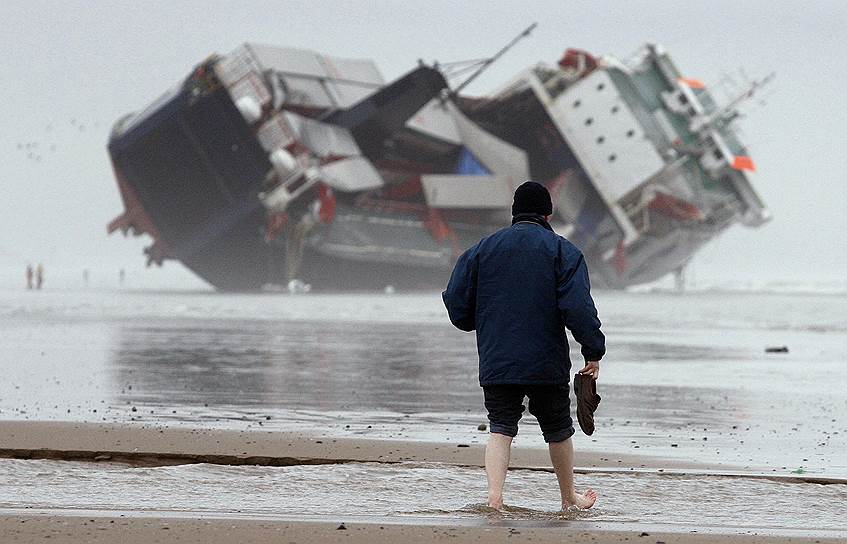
1,459,845,532
421,502,623,524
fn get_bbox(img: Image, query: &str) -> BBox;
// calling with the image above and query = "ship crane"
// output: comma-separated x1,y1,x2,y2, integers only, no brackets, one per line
440,22,538,95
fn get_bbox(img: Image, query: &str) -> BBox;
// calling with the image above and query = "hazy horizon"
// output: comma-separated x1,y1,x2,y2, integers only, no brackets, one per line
1,0,844,290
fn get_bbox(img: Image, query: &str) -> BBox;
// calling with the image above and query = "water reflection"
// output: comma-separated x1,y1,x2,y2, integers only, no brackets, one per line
109,319,482,413
108,318,748,431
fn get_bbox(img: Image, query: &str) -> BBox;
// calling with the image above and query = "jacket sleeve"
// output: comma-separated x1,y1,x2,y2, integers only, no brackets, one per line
556,243,606,361
442,246,478,332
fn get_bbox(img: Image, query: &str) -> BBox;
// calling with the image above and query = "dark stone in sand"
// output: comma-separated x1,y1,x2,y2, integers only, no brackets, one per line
477,423,487,431
765,346,789,353
337,523,347,530
457,444,470,448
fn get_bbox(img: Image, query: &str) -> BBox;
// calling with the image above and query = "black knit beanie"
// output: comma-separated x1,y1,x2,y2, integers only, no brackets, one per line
511,181,553,217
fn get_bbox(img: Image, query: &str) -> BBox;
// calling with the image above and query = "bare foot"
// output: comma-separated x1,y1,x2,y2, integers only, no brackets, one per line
563,488,597,510
488,496,504,510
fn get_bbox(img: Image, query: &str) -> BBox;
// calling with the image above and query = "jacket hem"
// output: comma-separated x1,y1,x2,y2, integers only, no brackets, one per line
480,378,570,387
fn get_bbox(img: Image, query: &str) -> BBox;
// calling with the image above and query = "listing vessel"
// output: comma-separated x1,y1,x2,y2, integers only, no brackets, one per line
107,29,770,290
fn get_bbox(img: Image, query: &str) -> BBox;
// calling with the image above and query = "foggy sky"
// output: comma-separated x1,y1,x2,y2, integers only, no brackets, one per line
1,0,844,289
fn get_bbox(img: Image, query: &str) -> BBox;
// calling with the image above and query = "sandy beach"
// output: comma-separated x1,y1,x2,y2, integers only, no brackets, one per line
1,289,846,541
1,420,846,542
0,420,700,471
3,514,845,544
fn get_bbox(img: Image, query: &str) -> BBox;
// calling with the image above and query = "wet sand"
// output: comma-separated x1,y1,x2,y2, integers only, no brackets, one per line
3,289,847,541
0,420,703,471
2,421,846,543
3,514,845,544
3,289,846,476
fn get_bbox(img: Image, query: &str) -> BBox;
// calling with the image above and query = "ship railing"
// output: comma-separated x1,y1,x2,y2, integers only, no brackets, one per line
259,163,319,213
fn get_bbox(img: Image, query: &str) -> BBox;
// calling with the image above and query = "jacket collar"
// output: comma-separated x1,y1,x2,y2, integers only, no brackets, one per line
511,213,554,232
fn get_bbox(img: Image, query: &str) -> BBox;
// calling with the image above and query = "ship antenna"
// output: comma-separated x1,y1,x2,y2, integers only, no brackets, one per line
693,71,776,132
449,22,537,96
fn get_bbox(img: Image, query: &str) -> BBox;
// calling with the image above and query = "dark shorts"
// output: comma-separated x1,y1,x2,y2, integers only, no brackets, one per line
483,384,574,443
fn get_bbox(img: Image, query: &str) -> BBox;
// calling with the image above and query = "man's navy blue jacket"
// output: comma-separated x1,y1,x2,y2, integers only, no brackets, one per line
442,222,605,386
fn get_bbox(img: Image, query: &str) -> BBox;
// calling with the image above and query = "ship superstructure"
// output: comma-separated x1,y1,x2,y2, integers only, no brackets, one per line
107,39,769,290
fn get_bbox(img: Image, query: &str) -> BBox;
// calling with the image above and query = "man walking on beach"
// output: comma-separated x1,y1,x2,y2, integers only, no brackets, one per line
443,181,605,510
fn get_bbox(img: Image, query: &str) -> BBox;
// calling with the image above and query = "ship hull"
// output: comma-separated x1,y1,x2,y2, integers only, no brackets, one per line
105,75,723,291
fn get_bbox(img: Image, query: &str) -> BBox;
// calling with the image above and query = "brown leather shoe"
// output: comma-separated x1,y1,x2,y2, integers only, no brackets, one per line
573,373,601,436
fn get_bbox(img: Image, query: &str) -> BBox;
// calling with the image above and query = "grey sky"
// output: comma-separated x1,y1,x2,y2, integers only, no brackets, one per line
1,0,844,289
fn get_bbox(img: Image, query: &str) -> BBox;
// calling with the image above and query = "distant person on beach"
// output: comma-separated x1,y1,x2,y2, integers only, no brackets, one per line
443,181,605,511
35,263,44,290
26,264,33,290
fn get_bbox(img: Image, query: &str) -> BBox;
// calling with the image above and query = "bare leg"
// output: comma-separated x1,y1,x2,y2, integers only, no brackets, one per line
548,437,597,509
485,433,513,509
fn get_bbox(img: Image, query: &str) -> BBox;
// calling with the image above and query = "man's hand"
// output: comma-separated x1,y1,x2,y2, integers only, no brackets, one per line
578,361,600,380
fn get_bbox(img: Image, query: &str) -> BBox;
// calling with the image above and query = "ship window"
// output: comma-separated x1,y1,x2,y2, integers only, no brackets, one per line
596,136,605,144
597,83,605,91
611,105,619,114
584,117,594,126
573,99,581,108
626,129,635,138
608,154,617,162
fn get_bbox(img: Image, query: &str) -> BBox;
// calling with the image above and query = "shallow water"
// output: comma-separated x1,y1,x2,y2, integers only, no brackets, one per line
1,459,845,532
1,288,846,476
